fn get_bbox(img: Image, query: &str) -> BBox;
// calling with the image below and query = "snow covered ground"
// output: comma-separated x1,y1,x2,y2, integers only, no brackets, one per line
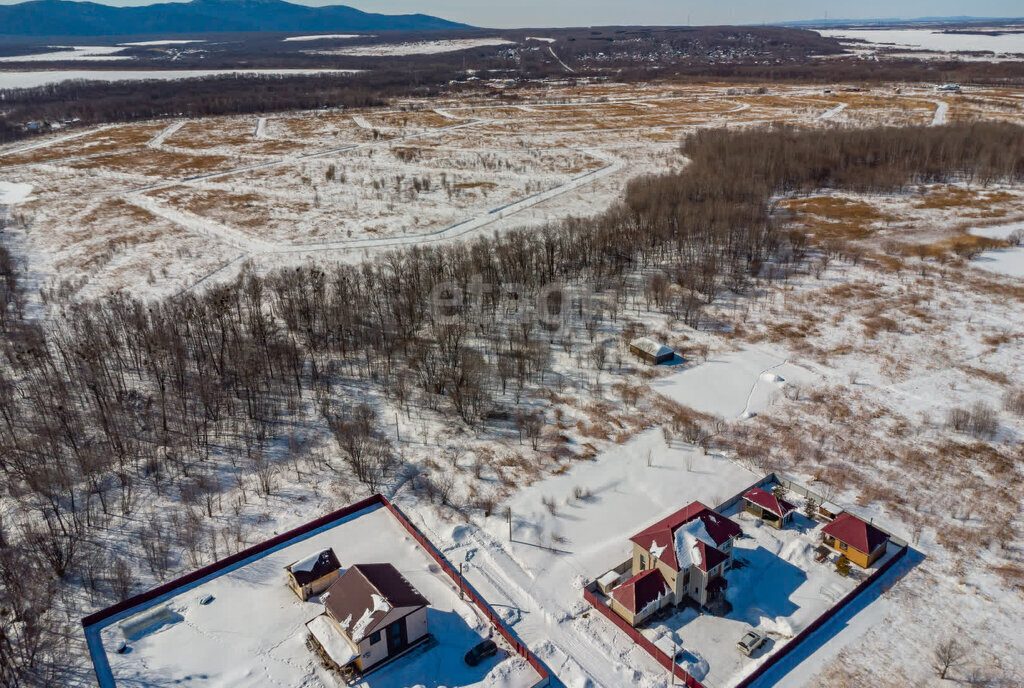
0,180,33,205
284,34,365,42
819,28,1024,56
94,504,540,688
970,221,1024,278
0,46,130,62
315,38,516,56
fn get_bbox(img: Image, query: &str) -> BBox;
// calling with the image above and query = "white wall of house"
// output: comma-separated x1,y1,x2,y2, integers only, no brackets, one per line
405,606,429,644
359,629,389,669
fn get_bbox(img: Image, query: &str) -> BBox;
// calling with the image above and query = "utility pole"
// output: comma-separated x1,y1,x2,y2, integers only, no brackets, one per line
505,507,513,541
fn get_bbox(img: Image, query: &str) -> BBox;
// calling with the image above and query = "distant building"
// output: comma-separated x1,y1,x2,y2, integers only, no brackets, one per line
285,548,341,601
629,337,674,365
742,487,796,529
822,513,888,568
937,83,961,92
609,501,742,625
310,563,430,673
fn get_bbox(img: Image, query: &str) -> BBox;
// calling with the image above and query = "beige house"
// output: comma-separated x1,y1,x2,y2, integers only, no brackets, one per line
609,502,742,626
308,563,430,674
285,548,341,601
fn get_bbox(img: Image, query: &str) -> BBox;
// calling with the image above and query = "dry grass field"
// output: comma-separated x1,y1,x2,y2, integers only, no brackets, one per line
2,80,1023,301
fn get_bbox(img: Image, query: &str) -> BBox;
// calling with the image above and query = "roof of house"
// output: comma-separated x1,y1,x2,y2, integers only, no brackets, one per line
630,501,741,571
823,513,889,554
323,563,429,643
610,568,670,615
743,487,797,519
630,337,674,359
286,548,341,586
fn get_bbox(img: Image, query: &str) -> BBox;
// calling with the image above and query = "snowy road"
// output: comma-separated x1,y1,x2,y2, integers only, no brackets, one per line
930,100,949,126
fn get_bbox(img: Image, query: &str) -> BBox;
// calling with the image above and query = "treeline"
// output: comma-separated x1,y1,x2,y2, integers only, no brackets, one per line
0,68,462,145
1,122,1023,685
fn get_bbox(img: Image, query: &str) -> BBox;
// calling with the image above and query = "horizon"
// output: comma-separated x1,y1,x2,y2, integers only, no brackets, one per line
0,0,1021,30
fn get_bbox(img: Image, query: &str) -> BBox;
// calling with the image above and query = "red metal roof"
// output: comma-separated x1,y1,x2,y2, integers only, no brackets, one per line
610,568,670,614
743,488,797,519
822,512,889,555
692,540,728,573
629,501,741,571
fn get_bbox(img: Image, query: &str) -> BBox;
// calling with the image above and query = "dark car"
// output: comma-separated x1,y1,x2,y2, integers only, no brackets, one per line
464,639,498,666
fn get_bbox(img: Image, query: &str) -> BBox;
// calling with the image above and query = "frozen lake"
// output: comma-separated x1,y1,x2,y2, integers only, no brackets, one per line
969,221,1024,278
819,28,1024,56
0,68,361,89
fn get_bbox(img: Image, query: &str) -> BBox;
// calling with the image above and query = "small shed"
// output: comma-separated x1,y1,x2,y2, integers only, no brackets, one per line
629,337,674,365
818,501,844,521
286,548,342,601
742,488,796,529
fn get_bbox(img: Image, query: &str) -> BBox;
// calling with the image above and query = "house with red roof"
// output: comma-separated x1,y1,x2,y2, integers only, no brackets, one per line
608,502,742,626
822,512,889,568
742,487,796,529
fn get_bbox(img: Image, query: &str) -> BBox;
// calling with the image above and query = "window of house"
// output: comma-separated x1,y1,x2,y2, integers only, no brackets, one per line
839,541,848,551
640,555,646,569
370,631,382,644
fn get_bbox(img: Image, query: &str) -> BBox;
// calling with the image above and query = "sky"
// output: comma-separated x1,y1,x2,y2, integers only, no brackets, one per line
0,0,1020,28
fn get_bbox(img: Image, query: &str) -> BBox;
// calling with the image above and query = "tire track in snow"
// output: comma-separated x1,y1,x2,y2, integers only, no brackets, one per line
548,46,576,74
0,124,115,157
816,103,848,121
147,120,185,149
127,194,275,253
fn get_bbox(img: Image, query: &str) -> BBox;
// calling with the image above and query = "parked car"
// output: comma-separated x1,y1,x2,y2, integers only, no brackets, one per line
464,639,498,666
737,629,767,656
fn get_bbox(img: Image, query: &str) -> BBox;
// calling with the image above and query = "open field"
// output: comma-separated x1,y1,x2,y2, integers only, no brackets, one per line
5,81,1024,301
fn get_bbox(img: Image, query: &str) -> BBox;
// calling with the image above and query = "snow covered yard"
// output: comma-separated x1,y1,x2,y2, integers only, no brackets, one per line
92,504,541,688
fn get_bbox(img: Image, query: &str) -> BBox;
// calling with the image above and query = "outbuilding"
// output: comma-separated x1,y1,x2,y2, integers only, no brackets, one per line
286,548,342,601
822,513,889,568
629,337,675,365
742,487,796,529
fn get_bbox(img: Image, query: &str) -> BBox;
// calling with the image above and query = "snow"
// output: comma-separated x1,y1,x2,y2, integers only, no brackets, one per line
525,37,557,43
94,505,539,688
349,593,391,642
0,69,361,90
631,336,674,359
319,38,516,56
120,40,206,46
306,613,358,667
931,100,949,126
969,221,1024,278
819,28,1024,55
0,46,130,62
0,181,33,205
673,519,715,570
597,570,621,589
652,347,820,420
648,540,667,562
283,34,364,42
289,548,331,573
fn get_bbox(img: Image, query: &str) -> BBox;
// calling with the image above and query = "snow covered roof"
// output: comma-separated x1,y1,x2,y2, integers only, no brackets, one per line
673,519,727,573
306,613,358,667
629,337,674,359
324,563,429,643
823,513,889,555
743,487,797,519
610,568,670,615
630,501,741,571
286,548,341,586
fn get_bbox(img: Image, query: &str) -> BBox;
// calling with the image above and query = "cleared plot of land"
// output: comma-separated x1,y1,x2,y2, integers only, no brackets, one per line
3,82,1023,300
98,504,540,688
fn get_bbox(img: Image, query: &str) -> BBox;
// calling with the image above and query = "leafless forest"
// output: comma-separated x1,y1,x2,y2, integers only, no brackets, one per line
1,122,1023,685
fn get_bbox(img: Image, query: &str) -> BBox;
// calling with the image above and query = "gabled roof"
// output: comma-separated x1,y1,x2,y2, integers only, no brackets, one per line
324,563,429,643
823,513,889,555
630,501,741,571
743,487,797,519
630,337,674,359
286,548,341,586
611,568,670,614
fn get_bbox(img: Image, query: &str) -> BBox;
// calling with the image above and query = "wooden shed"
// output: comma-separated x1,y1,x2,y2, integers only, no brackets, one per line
286,548,342,601
629,337,674,365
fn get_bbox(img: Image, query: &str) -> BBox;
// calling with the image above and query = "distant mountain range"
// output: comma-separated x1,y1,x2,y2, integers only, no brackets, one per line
0,0,473,38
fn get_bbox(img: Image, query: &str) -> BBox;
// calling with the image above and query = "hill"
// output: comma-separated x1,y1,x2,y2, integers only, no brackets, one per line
0,0,473,37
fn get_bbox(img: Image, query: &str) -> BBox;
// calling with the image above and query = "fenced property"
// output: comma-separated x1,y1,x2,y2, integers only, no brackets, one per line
582,472,914,688
82,494,550,688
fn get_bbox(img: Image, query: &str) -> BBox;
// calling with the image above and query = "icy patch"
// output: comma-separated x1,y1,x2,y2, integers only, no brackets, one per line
526,37,557,43
0,182,33,206
0,46,130,62
317,38,515,57
283,34,364,42
121,40,206,46
969,222,1024,279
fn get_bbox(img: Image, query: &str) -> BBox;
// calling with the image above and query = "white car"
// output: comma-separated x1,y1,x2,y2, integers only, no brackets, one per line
736,629,767,656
